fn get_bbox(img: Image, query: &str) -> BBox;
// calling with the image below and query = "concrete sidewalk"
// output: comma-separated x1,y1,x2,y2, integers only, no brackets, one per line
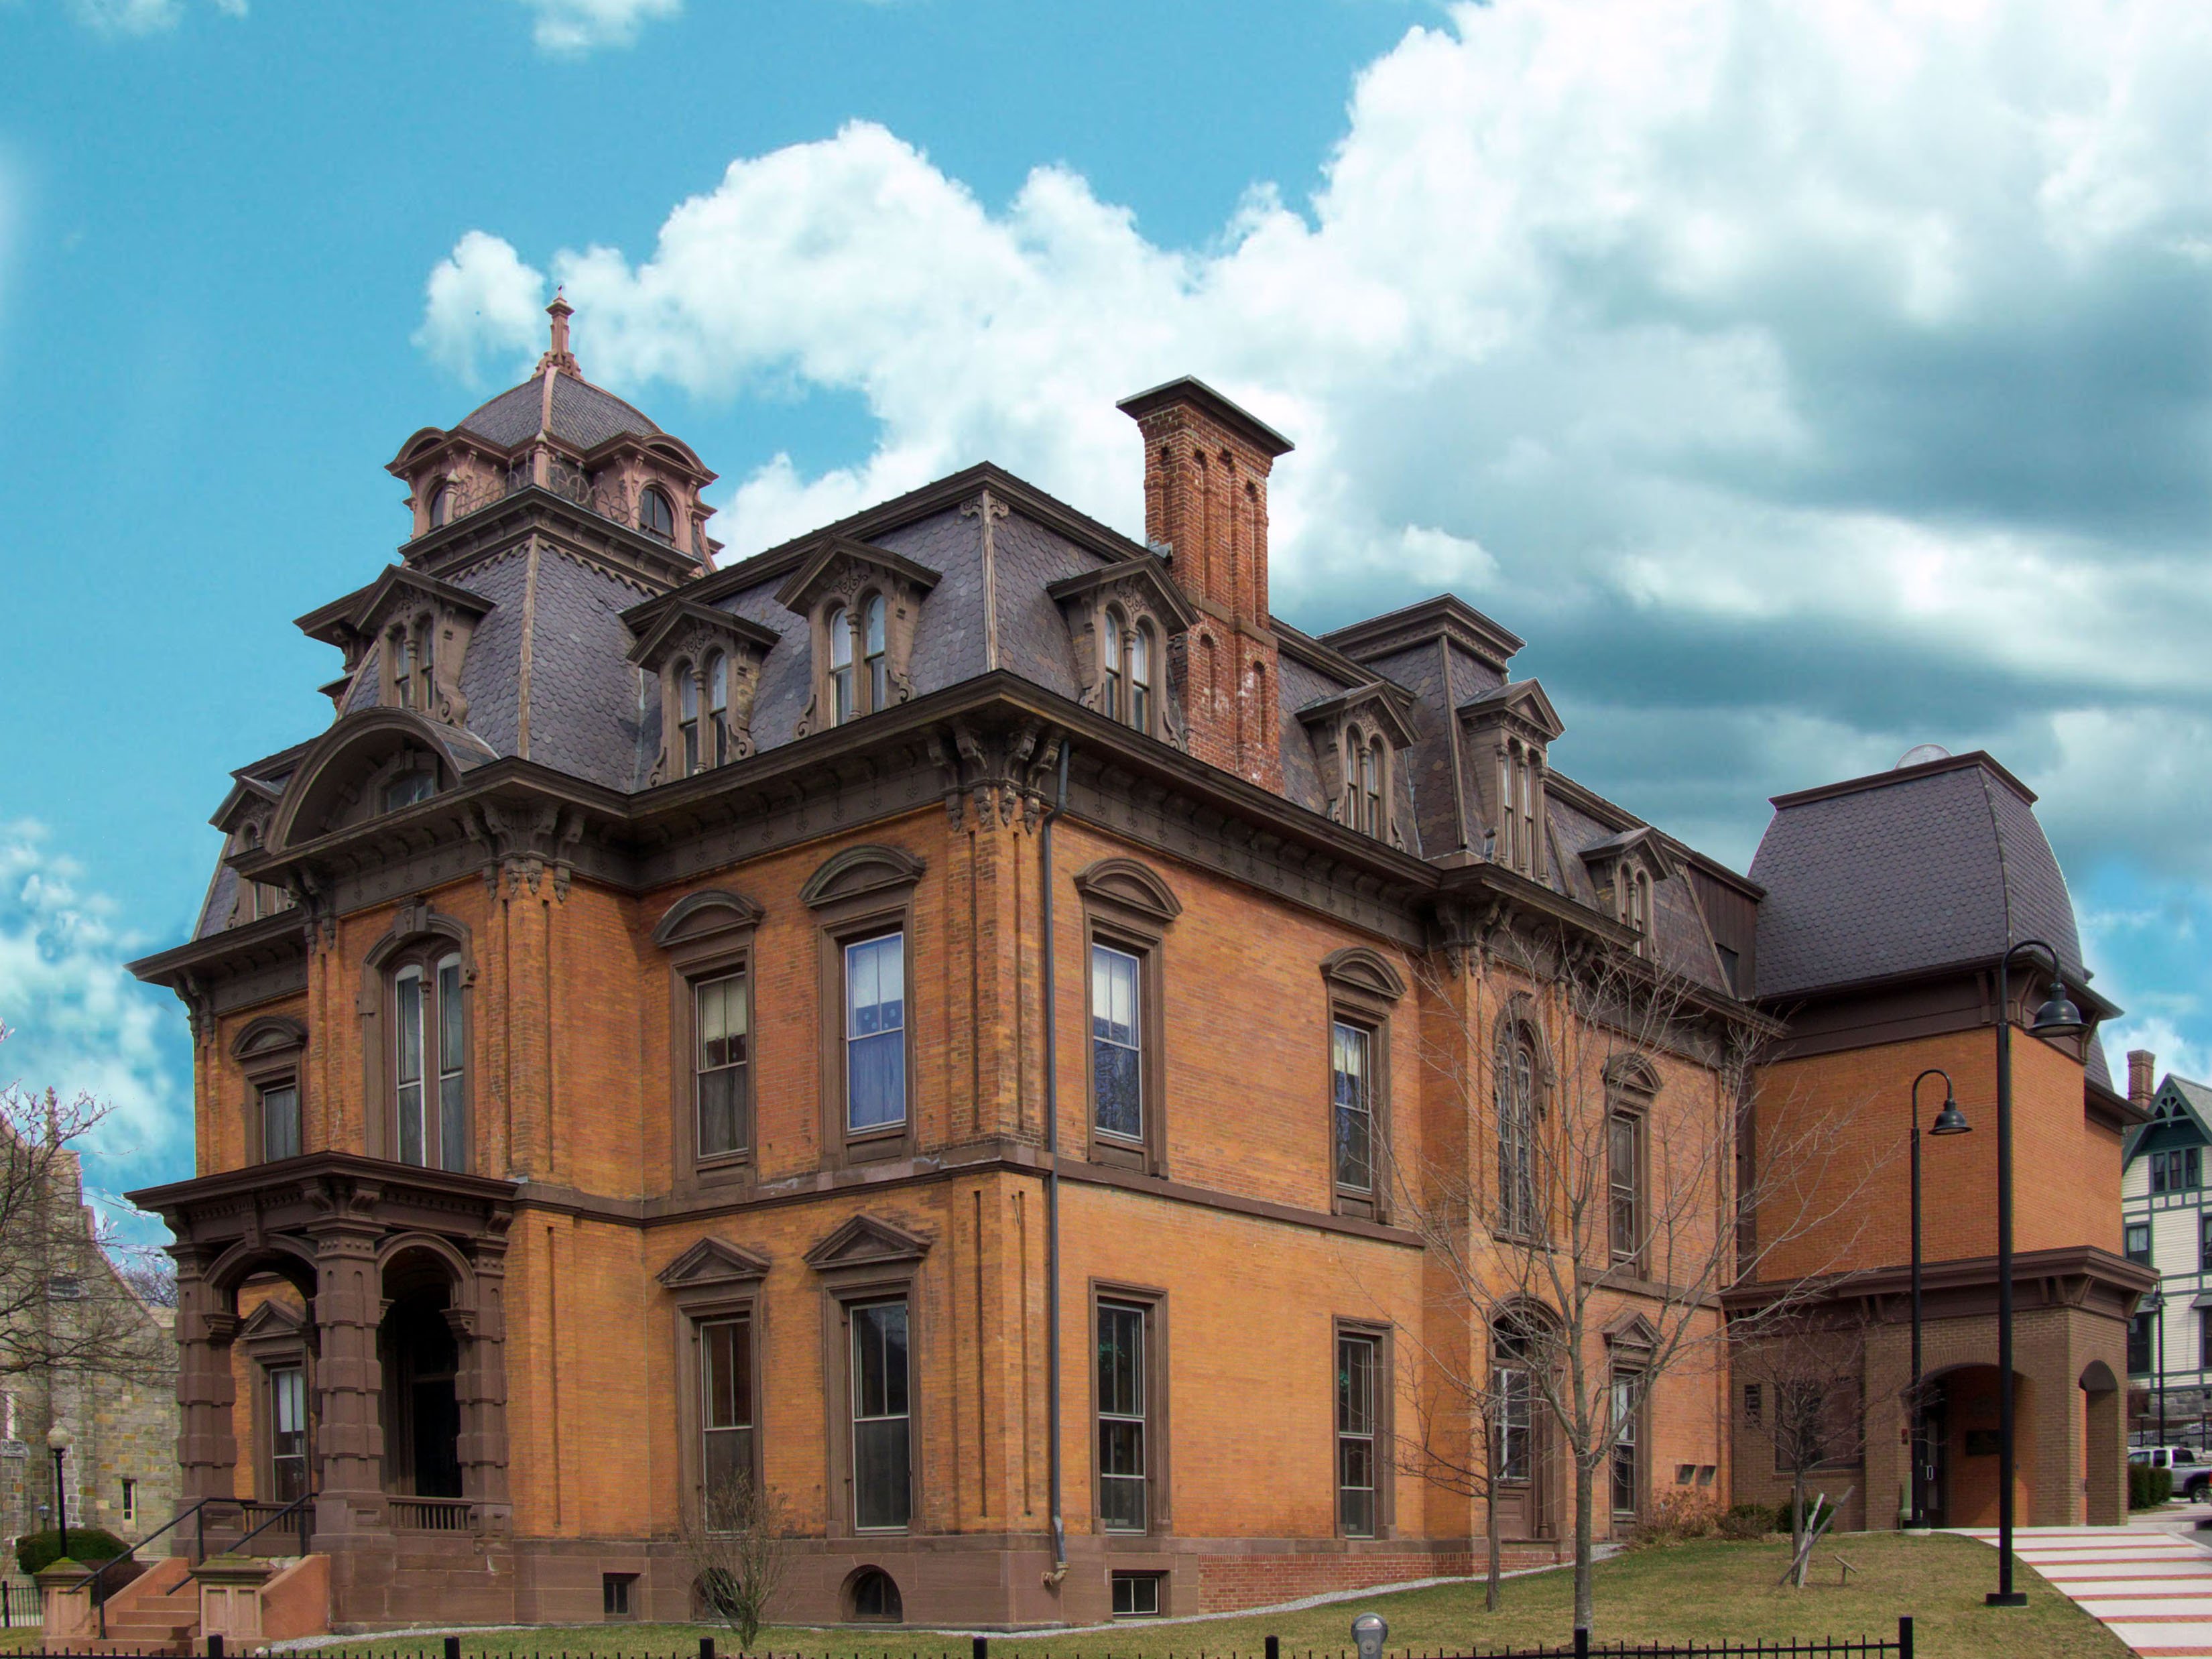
1959,1513,2212,1657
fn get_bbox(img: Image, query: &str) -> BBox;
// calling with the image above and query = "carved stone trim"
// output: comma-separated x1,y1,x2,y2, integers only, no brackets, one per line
651,887,767,948
802,1213,931,1270
1318,946,1408,1003
798,843,926,910
1072,856,1182,926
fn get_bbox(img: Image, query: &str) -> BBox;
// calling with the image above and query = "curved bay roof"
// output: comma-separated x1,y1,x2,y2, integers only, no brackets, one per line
1749,751,2084,1000
456,368,662,452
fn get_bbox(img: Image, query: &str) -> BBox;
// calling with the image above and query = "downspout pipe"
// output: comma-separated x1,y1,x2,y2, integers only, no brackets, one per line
1040,739,1070,1577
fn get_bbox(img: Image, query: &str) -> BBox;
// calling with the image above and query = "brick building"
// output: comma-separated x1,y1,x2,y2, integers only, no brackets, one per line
124,304,2143,1630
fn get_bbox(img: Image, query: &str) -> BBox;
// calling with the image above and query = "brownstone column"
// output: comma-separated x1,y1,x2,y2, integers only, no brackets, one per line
309,1221,387,1536
172,1251,239,1506
451,1229,512,1534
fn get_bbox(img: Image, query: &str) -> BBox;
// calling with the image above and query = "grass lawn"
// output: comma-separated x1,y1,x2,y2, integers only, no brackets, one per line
302,1532,2125,1659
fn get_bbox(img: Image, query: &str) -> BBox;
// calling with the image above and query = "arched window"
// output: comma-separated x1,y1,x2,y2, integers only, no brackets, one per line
391,627,414,709
1130,623,1154,733
849,1566,902,1623
1491,1314,1538,1484
705,652,729,767
416,617,436,711
428,485,451,529
1361,738,1384,837
392,950,467,1170
826,607,855,725
1102,609,1123,723
677,661,701,775
1496,1024,1538,1237
640,485,676,540
863,595,888,713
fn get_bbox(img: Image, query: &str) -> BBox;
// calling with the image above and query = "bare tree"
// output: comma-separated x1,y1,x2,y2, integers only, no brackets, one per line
678,1470,793,1650
1732,1310,1886,1579
0,1028,175,1389
1385,922,1882,1636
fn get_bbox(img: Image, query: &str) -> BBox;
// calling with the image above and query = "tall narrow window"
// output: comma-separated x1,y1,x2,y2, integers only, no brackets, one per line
2124,1220,2150,1265
392,629,414,709
393,953,465,1170
827,607,855,725
1130,625,1154,733
1102,610,1123,723
1493,1320,1533,1483
1364,739,1385,837
1497,1030,1536,1236
1337,1333,1379,1537
2130,1310,2153,1375
261,1082,300,1163
121,1478,137,1525
694,972,749,1157
1609,1109,1642,1267
640,485,676,540
1091,944,1142,1142
269,1365,308,1503
678,664,701,776
428,485,452,529
706,653,729,767
395,967,426,1166
1610,1371,1642,1518
417,621,436,710
1332,1020,1373,1194
864,595,888,713
851,1299,911,1530
2201,1215,2212,1272
1520,755,1538,871
700,1317,753,1510
436,957,465,1170
845,933,906,1132
1096,1300,1148,1532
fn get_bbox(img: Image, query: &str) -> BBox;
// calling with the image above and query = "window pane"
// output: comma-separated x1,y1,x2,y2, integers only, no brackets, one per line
703,1319,752,1430
696,973,749,1156
852,1301,911,1530
440,1072,467,1170
395,972,423,1085
1097,1304,1144,1417
270,1365,308,1503
262,1085,300,1162
1334,1022,1373,1192
1092,946,1142,1140
1097,1302,1147,1532
438,961,464,1072
828,607,852,667
847,936,907,1131
1338,1336,1375,1435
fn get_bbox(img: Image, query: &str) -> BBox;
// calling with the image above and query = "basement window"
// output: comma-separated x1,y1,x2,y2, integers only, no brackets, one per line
1111,1572,1164,1617
602,1572,636,1619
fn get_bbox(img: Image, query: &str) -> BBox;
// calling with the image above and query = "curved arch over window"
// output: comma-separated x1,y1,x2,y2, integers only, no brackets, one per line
826,605,854,725
640,485,676,540
847,1566,902,1623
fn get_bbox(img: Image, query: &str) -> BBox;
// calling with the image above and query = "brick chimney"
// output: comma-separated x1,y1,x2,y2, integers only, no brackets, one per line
1117,377,1294,794
2130,1049,2157,1113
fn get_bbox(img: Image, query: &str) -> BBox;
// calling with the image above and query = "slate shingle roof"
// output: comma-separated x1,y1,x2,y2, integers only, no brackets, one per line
457,369,662,452
1748,753,2085,1000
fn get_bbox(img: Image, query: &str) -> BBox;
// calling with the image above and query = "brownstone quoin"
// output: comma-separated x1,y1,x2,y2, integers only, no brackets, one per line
127,304,2142,1632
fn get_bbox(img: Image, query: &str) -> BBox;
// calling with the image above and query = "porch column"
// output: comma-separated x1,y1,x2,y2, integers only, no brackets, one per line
309,1219,387,1536
451,1227,512,1534
172,1249,239,1506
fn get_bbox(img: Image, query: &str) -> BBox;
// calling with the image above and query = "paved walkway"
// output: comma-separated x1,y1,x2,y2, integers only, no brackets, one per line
1960,1514,2212,1657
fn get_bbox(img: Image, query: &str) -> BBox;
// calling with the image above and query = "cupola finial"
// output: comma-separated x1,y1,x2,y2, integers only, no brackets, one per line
538,288,579,377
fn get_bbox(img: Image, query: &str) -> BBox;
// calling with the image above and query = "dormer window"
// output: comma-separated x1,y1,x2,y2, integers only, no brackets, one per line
1095,606,1162,736
706,652,729,767
383,769,436,813
1130,624,1154,732
630,602,778,786
391,627,416,709
678,661,702,774
779,536,940,739
428,485,452,530
827,605,856,724
641,485,676,541
864,595,889,710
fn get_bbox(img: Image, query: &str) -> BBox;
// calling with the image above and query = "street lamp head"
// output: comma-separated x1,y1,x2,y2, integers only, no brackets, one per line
1930,1093,1972,1135
45,1423,73,1453
2144,1289,2165,1315
2030,976,2085,1038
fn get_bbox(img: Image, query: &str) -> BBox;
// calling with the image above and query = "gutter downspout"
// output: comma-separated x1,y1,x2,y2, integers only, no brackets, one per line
1040,739,1070,1583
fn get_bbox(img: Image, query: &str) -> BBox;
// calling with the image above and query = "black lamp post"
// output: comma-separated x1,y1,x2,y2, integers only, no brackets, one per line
2145,1289,2169,1449
1988,939,2085,1608
1909,1068,1972,1528
46,1422,74,1560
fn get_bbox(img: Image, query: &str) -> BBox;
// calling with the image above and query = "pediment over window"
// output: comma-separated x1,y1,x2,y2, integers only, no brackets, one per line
1300,682,1418,847
1603,1309,1659,1349
231,1015,308,1062
1604,1054,1662,1098
776,537,942,617
627,601,782,785
800,843,926,910
1462,678,1562,880
652,887,767,948
803,1213,931,1271
1581,827,1675,938
1072,857,1182,925
780,538,940,738
297,566,494,729
237,1298,307,1341
1458,678,1565,745
1319,946,1407,1003
1048,555,1194,747
656,1236,772,1291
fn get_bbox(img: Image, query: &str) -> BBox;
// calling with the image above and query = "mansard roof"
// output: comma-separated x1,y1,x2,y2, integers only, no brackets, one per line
457,368,662,452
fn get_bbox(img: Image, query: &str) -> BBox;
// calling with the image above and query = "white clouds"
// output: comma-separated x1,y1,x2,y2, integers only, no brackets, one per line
65,0,241,35
418,0,2212,878
0,822,187,1220
510,0,679,55
415,230,546,389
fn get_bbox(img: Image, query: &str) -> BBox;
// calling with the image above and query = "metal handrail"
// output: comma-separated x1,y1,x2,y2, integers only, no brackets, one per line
229,1489,314,1557
88,1495,231,1636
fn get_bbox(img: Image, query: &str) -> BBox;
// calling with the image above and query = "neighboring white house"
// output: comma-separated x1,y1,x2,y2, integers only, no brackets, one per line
2121,1058,2212,1442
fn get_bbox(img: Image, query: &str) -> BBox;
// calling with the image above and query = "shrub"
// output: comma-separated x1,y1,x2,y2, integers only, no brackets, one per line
2132,1463,2175,1510
15,1526,128,1577
1629,1489,1723,1548
1717,1502,1774,1541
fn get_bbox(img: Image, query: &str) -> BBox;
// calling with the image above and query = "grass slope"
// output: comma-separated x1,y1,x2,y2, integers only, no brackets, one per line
288,1534,2124,1659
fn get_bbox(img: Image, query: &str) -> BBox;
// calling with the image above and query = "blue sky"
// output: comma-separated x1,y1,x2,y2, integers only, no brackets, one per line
3,0,2210,1231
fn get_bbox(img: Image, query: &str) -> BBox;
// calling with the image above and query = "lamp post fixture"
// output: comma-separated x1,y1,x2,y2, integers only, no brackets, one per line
2144,1289,2169,1450
1909,1068,1972,1528
46,1422,74,1560
1988,938,2085,1608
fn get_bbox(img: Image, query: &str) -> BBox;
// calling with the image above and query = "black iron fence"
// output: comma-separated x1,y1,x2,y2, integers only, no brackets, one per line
2,1621,1918,1659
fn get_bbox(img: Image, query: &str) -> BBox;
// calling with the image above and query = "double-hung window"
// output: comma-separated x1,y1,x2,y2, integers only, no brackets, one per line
1337,1333,1379,1537
261,1082,300,1162
1333,1021,1375,1194
1497,1032,1537,1236
1097,1300,1148,1532
1092,945,1143,1144
845,933,907,1133
393,954,466,1170
1608,1109,1644,1268
2126,1221,2151,1264
2201,1215,2212,1273
851,1299,912,1530
694,972,749,1158
269,1365,308,1503
1610,1370,1642,1518
700,1316,754,1514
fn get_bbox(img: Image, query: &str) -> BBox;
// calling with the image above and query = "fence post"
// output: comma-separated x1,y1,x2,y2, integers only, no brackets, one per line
209,1635,226,1659
974,1638,989,1659
1573,1630,1588,1659
1268,1637,1281,1659
701,1639,716,1659
446,1638,461,1659
1897,1615,1912,1659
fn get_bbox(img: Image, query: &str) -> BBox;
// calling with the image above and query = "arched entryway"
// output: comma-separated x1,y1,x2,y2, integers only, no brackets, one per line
2081,1359,2124,1525
1920,1363,2035,1528
376,1236,483,1526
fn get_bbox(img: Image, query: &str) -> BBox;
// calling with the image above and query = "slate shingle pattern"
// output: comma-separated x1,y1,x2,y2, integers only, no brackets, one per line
456,371,661,451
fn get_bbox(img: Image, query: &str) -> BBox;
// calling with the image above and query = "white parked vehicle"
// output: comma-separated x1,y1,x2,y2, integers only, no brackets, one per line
2131,1445,2212,1499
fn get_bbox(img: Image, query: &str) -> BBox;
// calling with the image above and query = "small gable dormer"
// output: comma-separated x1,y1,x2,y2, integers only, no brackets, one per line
1046,553,1198,747
296,566,494,729
1579,826,1676,948
1461,678,1565,881
779,537,941,737
625,600,781,786
210,775,295,927
1296,682,1420,847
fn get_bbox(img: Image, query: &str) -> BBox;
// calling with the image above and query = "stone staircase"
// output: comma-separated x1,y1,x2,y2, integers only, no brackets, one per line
84,1556,199,1656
